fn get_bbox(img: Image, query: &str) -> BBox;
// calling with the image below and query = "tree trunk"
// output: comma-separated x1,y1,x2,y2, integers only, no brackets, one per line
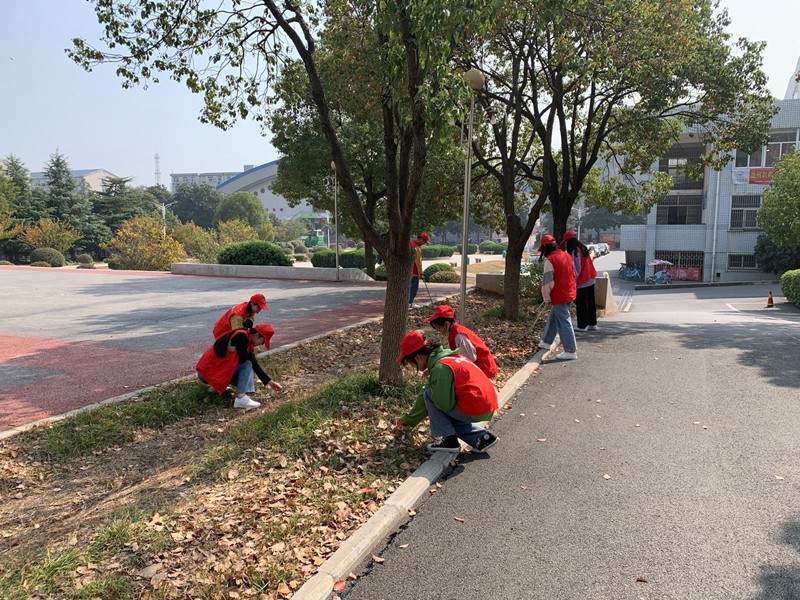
502,239,525,319
365,242,376,278
379,255,410,384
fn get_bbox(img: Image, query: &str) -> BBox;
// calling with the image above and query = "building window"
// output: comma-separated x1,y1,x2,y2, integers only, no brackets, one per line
659,144,704,189
765,132,797,167
656,195,702,225
728,254,757,271
730,195,761,230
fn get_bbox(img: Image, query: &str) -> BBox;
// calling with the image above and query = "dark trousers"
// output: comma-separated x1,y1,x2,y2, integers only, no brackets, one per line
409,275,420,304
575,284,597,329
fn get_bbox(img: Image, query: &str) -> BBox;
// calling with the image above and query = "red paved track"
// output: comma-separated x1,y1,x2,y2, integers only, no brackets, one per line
0,296,396,432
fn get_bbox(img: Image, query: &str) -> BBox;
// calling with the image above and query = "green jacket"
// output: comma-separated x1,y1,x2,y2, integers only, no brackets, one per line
401,347,494,427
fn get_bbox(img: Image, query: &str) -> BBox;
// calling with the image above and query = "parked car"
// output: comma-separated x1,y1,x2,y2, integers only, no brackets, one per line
586,244,601,259
596,242,610,255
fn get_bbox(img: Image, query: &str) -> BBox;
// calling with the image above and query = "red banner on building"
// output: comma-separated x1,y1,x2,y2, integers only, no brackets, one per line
667,266,702,281
749,168,774,185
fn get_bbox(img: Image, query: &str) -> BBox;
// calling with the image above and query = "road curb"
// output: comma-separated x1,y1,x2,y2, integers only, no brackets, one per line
291,350,544,600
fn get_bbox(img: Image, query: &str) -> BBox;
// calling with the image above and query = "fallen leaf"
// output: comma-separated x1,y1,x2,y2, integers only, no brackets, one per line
520,485,528,490
332,580,346,592
136,564,162,579
399,544,409,549
454,517,465,523
407,509,416,516
702,425,708,430
536,438,547,442
277,583,291,595
504,403,513,409
775,475,785,480
603,474,611,480
372,555,385,564
348,572,358,580
636,576,648,583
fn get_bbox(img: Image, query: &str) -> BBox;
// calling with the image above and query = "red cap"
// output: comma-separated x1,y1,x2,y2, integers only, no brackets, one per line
250,293,268,310
538,234,556,250
254,323,274,349
396,331,426,364
426,304,456,322
562,231,576,243
418,233,430,243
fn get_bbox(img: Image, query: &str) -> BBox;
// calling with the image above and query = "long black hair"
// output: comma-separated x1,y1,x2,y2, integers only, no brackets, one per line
565,237,591,258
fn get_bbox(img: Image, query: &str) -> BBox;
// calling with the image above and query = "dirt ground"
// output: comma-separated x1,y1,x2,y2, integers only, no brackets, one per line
0,292,542,598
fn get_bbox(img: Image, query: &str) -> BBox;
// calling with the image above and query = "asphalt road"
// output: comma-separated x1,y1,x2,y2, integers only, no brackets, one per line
0,266,459,432
342,282,800,599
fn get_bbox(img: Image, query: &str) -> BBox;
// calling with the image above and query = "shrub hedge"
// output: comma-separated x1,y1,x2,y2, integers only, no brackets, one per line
76,253,94,265
429,270,460,283
479,241,507,254
781,269,800,307
423,262,456,282
31,261,51,267
339,249,366,269
311,249,336,268
217,240,292,266
30,247,65,267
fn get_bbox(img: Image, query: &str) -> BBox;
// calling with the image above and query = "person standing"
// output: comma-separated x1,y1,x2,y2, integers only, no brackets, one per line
409,232,430,308
562,231,598,332
426,304,498,378
395,331,499,453
536,234,578,360
196,323,283,409
212,293,268,339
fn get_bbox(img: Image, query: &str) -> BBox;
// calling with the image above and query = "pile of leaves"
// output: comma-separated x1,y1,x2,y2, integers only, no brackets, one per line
0,292,541,599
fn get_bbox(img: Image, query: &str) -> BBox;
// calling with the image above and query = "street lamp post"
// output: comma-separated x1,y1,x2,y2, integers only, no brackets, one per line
459,68,485,324
330,161,340,281
154,200,176,237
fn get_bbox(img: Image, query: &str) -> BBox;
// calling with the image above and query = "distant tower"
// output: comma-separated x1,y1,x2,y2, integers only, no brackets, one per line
784,57,800,100
154,151,161,187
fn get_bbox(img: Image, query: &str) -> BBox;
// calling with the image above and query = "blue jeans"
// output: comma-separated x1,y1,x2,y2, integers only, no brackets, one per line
409,275,420,304
541,302,577,353
423,388,488,447
197,360,255,394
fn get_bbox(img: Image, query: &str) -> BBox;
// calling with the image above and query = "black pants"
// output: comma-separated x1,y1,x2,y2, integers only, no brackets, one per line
575,284,597,329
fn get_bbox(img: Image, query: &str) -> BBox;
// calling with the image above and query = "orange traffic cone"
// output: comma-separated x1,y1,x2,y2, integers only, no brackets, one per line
766,291,774,308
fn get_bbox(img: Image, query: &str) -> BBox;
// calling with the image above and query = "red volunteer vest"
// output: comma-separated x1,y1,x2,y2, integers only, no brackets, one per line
196,329,249,394
577,252,597,285
212,302,251,339
448,323,498,379
547,249,577,304
438,355,498,416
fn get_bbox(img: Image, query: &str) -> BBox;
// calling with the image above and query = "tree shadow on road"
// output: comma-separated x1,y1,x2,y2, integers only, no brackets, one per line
754,518,800,600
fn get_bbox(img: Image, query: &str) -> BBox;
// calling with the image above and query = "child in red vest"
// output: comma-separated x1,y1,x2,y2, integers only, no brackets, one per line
212,293,268,339
426,304,498,378
562,231,598,331
395,331,499,453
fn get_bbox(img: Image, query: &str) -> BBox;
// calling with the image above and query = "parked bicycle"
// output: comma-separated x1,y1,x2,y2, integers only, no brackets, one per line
618,262,645,281
646,270,673,285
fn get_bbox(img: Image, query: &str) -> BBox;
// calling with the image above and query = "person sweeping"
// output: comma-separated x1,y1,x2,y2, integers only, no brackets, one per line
562,231,598,332
536,234,578,360
426,304,498,378
395,331,499,453
196,323,282,409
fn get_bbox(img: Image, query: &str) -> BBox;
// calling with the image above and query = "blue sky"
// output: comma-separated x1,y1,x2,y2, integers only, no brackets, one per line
1,1,798,187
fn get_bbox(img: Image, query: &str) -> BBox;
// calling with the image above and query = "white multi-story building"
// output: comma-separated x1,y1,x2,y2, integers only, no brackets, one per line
29,168,119,193
170,169,247,192
619,98,800,283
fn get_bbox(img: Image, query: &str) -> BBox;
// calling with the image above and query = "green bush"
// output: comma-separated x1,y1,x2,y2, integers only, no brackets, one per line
356,242,365,250
517,262,545,303
76,253,94,265
430,270,460,283
453,243,478,255
0,260,14,266
77,263,96,269
311,249,337,268
479,241,507,254
423,262,456,282
781,269,800,307
340,249,366,269
372,263,387,281
421,245,439,259
217,240,292,266
293,253,309,262
427,244,454,257
754,235,800,274
30,247,65,267
292,240,308,253
30,261,51,267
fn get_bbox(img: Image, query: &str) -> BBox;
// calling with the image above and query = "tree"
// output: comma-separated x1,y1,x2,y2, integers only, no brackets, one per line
105,216,186,271
758,151,800,248
70,0,500,382
217,220,258,247
94,176,156,233
579,207,647,233
213,192,269,229
2,155,47,223
466,0,773,318
274,218,310,243
753,234,800,275
172,184,222,229
0,170,16,214
18,218,82,253
170,222,221,264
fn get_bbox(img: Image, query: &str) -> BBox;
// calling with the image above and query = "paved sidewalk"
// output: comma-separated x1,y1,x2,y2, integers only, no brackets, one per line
338,296,800,599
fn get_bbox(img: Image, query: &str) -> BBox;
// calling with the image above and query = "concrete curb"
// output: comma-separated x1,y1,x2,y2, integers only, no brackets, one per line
291,350,545,600
633,279,781,291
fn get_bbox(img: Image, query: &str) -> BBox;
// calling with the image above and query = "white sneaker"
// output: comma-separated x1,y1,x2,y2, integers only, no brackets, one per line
587,325,598,331
537,341,551,351
409,303,419,308
574,326,588,332
233,395,261,409
556,351,577,361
